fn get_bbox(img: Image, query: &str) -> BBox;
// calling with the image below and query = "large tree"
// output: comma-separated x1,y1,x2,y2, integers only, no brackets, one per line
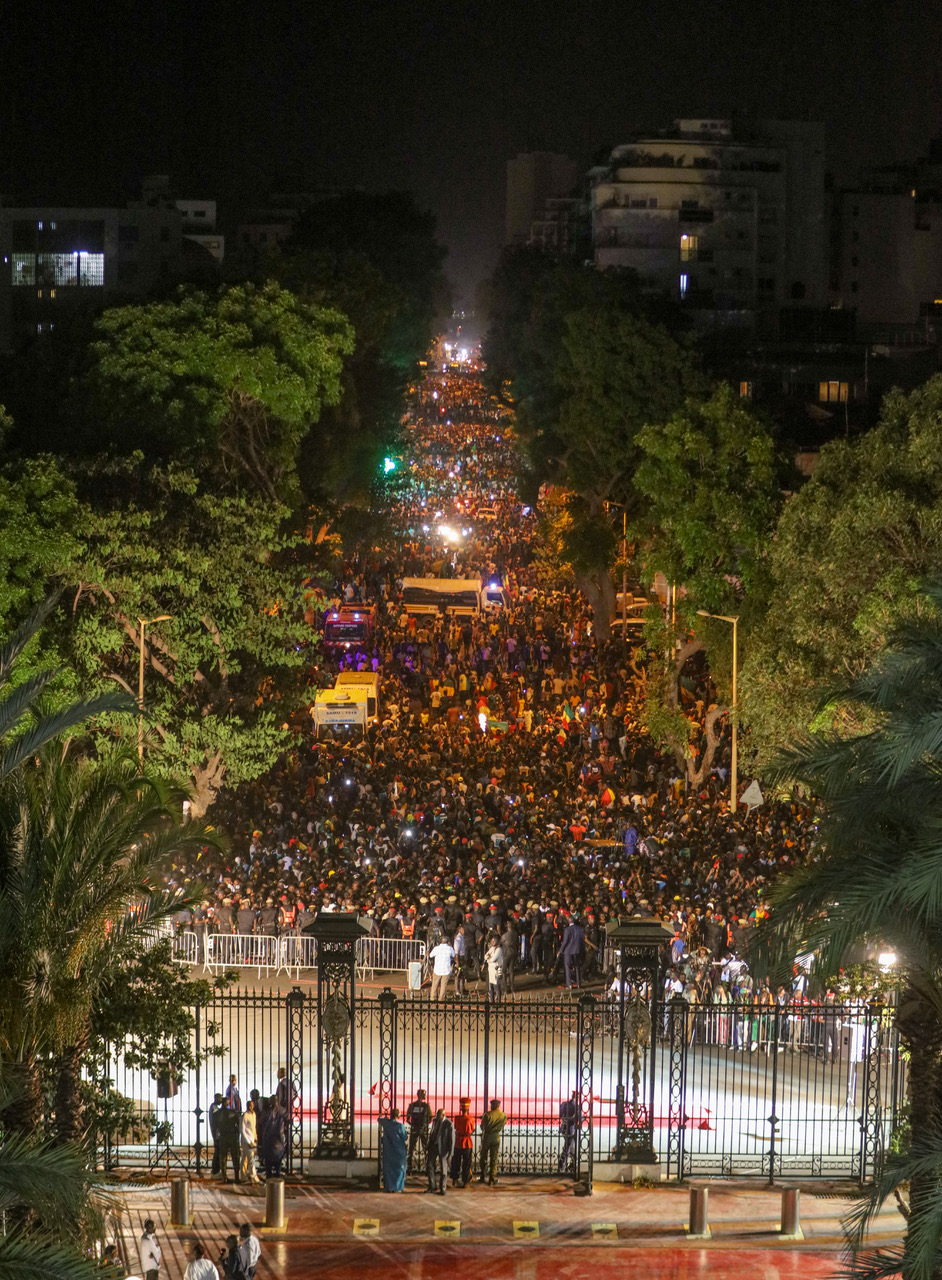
758,584,942,1280
742,375,942,767
632,384,783,779
65,456,311,813
76,282,353,506
482,248,699,633
269,191,450,513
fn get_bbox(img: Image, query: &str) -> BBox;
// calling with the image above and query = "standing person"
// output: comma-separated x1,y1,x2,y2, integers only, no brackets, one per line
208,1092,224,1177
219,1104,241,1183
453,924,468,996
379,1107,408,1192
138,1219,161,1280
218,1235,247,1279
224,1074,242,1115
260,1096,287,1178
500,922,517,996
451,1097,474,1187
240,1100,260,1184
557,1089,580,1172
238,1225,260,1280
484,938,503,1002
560,915,586,989
275,1066,297,1114
183,1243,219,1280
426,1107,455,1196
428,935,455,1001
406,1088,432,1175
479,1098,506,1186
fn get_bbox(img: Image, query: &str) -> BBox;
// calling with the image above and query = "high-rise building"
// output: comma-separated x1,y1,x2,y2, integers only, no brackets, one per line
830,139,942,332
588,118,826,328
505,152,579,246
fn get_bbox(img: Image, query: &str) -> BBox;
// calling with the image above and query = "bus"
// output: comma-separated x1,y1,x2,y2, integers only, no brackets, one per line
400,577,508,618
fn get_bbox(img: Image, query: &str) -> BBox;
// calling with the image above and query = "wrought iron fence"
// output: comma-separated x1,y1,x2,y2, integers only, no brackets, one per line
99,990,904,1185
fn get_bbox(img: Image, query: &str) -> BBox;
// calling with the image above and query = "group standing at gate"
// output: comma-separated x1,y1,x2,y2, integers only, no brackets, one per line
380,1092,507,1192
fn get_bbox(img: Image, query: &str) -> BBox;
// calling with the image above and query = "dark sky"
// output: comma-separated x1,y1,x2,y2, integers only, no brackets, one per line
3,0,941,303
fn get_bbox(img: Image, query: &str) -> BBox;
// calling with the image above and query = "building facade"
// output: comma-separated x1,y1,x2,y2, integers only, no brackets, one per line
505,152,579,246
588,118,825,329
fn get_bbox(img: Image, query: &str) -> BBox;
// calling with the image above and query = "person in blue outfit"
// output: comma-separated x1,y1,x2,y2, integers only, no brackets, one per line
380,1107,408,1192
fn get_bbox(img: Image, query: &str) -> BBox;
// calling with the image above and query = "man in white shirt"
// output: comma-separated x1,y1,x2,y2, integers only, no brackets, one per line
139,1219,161,1280
239,1222,261,1278
428,939,455,1001
183,1242,218,1280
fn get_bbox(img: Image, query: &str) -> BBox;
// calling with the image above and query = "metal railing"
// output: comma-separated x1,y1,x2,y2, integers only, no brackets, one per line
98,992,904,1185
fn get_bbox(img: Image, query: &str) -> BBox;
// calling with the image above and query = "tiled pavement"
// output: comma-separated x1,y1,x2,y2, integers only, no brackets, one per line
115,1176,904,1278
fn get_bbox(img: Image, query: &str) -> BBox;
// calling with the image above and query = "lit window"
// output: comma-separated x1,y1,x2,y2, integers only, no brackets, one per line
50,288,56,299
818,381,849,403
679,273,688,298
37,220,43,230
680,232,699,261
739,380,753,398
50,221,56,230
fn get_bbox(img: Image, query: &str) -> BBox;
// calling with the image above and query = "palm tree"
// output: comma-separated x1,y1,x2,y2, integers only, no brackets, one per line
759,581,942,1280
0,1123,103,1280
0,745,217,1143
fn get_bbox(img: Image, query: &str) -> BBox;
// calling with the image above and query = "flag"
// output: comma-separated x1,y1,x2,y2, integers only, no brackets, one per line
741,780,764,811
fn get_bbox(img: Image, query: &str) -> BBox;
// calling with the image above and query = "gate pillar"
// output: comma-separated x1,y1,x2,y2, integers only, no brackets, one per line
302,912,371,1162
284,986,305,1174
575,993,596,1195
605,917,673,1168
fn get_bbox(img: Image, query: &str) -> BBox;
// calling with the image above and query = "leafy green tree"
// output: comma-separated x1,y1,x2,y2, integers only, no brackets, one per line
65,456,310,813
548,306,702,633
0,747,215,1141
742,375,942,766
483,249,698,633
77,282,353,504
85,939,233,1160
269,192,449,512
758,584,942,1280
632,385,782,777
634,383,781,615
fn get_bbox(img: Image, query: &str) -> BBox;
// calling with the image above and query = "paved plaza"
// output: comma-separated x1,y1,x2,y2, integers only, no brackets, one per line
114,1176,903,1278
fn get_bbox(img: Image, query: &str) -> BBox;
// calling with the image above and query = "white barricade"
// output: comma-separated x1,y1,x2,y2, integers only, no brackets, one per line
172,931,199,965
206,933,278,976
203,932,426,979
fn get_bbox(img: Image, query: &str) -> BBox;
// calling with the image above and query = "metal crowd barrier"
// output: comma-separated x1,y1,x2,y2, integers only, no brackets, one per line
196,932,426,978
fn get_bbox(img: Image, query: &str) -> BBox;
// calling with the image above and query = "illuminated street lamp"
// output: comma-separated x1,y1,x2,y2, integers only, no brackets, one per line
696,610,739,812
138,615,172,767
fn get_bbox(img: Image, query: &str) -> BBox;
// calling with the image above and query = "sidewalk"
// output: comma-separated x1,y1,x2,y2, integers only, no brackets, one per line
114,1175,904,1279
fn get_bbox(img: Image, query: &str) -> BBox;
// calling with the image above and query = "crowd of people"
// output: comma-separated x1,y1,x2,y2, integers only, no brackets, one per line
168,366,819,1007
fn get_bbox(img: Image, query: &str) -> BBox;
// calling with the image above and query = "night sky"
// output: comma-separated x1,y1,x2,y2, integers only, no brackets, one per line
3,0,941,304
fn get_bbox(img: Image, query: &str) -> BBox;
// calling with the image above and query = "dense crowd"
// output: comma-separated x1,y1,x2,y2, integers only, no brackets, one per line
169,368,819,1001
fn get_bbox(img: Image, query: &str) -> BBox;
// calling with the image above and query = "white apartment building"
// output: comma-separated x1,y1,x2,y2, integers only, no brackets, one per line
589,118,825,325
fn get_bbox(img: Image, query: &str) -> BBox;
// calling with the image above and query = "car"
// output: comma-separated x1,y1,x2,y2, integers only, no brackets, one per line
477,506,497,522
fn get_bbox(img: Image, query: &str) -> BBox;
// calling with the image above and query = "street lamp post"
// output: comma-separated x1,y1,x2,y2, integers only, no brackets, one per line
138,615,172,767
696,610,738,812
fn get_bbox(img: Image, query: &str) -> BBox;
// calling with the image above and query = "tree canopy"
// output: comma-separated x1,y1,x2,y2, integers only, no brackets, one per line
77,282,353,504
64,456,311,812
742,374,942,762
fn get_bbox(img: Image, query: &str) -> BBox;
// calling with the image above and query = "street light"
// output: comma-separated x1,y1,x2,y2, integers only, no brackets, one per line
138,615,172,767
696,610,739,812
